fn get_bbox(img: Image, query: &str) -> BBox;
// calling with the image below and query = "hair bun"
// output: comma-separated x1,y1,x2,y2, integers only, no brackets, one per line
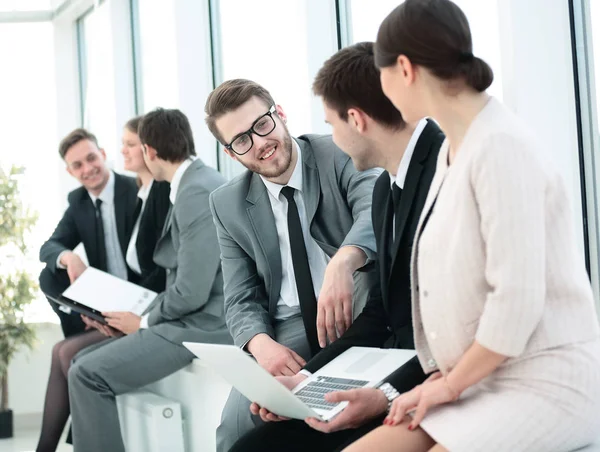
464,56,494,92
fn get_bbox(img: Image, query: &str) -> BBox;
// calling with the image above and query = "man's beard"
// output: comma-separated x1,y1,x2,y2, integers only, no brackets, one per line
242,131,294,179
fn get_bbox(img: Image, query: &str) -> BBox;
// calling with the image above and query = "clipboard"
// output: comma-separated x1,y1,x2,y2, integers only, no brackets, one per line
45,292,109,325
45,267,157,324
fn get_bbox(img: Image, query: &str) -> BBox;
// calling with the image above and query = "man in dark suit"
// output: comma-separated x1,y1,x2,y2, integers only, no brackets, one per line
206,78,381,451
39,128,138,338
230,42,445,452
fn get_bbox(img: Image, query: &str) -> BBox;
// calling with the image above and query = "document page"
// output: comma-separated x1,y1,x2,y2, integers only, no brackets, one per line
62,267,157,315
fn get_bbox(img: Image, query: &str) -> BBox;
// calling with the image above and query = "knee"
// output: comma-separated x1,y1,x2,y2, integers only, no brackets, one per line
68,357,101,389
39,266,69,296
52,340,65,363
39,267,54,292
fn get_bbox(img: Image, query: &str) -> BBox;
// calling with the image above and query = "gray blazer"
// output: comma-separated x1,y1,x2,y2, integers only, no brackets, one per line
146,159,232,345
209,135,380,348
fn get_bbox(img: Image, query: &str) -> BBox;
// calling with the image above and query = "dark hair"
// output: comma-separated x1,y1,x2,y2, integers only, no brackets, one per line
313,42,405,130
205,79,276,144
138,108,196,163
125,116,143,134
58,128,100,159
375,0,493,92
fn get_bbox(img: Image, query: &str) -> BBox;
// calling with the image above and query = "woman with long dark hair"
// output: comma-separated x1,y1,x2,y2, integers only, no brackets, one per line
345,1,600,451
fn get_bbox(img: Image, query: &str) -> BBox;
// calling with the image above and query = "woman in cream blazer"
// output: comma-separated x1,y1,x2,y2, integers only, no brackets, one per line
345,1,600,451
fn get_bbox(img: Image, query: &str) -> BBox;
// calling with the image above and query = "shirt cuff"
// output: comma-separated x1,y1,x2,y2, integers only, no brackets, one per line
140,313,149,329
56,250,69,269
298,369,313,378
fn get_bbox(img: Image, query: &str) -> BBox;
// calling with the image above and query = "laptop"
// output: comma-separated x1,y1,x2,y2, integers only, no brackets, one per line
46,267,157,324
182,343,416,421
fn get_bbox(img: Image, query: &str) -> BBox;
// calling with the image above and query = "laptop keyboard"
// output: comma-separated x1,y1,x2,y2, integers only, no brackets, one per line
294,376,369,411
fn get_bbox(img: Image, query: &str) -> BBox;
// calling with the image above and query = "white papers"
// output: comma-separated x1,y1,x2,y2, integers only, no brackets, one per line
62,267,157,315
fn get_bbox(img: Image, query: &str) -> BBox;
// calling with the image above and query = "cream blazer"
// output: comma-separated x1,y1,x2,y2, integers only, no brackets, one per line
411,98,600,374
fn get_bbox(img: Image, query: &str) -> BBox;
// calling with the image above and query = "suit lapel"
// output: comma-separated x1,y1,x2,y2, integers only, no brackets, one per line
298,139,321,227
376,174,393,304
246,173,282,312
113,173,129,255
389,122,438,274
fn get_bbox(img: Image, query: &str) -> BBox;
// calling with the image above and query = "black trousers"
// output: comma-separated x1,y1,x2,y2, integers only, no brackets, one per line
229,414,386,452
39,267,86,338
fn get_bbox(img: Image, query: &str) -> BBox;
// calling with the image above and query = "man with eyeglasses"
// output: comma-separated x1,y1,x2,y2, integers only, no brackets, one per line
205,79,380,451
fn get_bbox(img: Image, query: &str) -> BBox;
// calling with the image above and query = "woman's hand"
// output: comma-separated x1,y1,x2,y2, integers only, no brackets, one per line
384,373,459,430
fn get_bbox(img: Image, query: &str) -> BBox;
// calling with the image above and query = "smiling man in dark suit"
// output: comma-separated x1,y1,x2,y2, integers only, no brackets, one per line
39,128,138,338
231,41,445,452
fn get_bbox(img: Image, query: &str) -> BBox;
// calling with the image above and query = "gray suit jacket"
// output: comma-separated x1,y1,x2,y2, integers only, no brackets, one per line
146,159,232,345
209,135,380,348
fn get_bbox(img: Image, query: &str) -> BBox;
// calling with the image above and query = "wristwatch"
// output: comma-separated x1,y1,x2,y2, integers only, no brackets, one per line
378,382,400,411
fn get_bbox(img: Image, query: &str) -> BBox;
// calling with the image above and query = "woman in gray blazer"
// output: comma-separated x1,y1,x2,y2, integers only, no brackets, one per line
345,1,600,451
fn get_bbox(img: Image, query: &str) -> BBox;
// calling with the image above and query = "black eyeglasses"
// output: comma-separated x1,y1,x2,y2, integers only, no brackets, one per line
225,105,278,155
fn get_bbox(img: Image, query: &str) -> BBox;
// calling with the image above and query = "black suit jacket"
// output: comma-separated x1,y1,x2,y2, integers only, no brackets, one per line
39,171,139,281
134,180,171,292
305,120,444,392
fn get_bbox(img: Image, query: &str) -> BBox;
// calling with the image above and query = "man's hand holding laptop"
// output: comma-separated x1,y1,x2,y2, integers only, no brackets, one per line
246,333,307,376
249,372,389,433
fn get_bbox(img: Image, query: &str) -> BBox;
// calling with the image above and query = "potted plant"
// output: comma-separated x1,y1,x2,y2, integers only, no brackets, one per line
0,165,38,439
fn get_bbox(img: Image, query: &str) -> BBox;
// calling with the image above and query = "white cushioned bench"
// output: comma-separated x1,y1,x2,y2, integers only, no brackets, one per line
117,358,231,452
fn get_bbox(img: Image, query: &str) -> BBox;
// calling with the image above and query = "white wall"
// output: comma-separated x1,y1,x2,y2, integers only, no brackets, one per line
9,323,62,419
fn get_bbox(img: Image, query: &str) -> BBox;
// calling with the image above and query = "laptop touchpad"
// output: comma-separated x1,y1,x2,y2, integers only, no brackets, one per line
345,352,386,373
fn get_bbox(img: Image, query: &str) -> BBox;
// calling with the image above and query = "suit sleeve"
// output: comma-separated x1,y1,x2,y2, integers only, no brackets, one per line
39,200,81,272
304,261,391,372
209,193,274,348
146,186,221,326
472,135,546,357
338,158,381,265
383,356,428,393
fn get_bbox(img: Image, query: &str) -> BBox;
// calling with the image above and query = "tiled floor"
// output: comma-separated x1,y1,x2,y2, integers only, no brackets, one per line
0,427,72,452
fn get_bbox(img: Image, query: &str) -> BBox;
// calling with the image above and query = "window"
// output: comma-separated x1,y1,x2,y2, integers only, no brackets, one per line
79,3,119,167
133,0,180,112
214,0,338,177
0,22,58,322
0,0,52,11
347,0,503,100
572,0,600,309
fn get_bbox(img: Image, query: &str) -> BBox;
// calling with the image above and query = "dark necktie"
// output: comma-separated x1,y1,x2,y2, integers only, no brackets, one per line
94,198,107,271
281,186,320,355
133,197,143,224
391,183,403,242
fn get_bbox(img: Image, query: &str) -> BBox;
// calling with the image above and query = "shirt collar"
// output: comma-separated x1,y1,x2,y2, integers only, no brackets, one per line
170,157,197,204
138,179,154,202
260,139,303,200
390,118,428,189
89,170,115,205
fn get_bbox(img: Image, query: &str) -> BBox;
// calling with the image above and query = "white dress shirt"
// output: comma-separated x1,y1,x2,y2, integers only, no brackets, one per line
260,140,330,320
58,171,128,281
389,118,428,190
126,179,154,275
140,157,196,329
389,119,428,241
169,157,197,204
88,171,129,281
